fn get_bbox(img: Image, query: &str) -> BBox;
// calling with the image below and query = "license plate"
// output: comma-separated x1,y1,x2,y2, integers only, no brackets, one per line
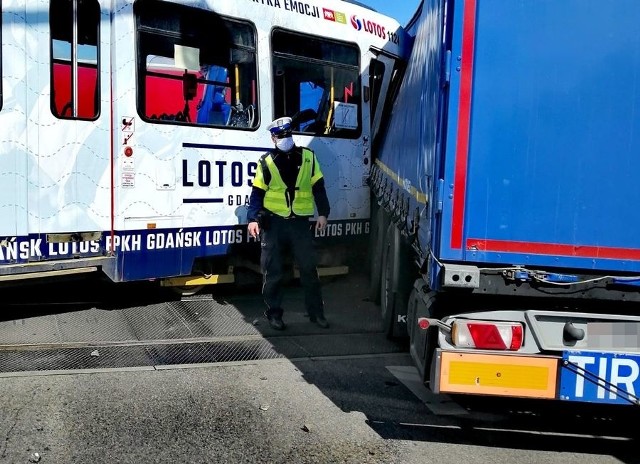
560,350,640,405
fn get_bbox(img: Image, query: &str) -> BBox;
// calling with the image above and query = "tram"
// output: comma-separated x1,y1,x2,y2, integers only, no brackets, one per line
0,0,407,290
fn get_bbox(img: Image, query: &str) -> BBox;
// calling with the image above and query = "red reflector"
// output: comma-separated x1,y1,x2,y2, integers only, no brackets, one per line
124,146,133,157
418,318,430,330
467,323,507,350
452,320,523,351
510,325,523,350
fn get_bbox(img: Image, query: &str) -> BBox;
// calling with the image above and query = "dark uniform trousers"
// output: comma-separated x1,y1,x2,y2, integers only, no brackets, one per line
260,215,324,319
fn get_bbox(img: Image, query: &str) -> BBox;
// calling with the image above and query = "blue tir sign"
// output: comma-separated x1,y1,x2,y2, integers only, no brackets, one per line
560,351,640,405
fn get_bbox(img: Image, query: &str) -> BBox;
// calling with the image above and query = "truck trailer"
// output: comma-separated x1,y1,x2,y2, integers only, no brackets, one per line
368,0,640,406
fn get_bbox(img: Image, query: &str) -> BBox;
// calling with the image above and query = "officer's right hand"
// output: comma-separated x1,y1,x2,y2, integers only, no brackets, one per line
248,221,260,239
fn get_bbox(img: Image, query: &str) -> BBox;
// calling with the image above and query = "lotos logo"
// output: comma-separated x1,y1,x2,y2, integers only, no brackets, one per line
350,15,386,39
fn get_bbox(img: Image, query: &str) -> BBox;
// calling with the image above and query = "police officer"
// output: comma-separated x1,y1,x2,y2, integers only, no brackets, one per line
247,117,330,330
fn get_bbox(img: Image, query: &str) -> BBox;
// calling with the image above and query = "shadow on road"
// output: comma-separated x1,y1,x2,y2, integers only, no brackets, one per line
0,269,637,463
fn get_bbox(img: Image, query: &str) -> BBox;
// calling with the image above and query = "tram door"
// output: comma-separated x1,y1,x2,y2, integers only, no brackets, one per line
366,50,401,147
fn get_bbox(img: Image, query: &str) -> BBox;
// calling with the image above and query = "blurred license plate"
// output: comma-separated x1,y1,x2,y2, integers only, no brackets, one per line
560,350,640,405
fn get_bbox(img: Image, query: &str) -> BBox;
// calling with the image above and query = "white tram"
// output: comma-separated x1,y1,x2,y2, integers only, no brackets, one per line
0,0,407,289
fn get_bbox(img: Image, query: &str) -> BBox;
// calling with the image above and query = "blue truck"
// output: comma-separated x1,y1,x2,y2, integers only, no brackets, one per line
368,0,640,406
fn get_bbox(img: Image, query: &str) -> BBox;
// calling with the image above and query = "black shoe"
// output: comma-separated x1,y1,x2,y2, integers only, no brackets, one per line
264,312,286,330
310,316,329,329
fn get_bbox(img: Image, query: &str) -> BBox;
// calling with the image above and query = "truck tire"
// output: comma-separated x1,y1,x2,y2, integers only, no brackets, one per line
368,203,387,303
379,223,411,339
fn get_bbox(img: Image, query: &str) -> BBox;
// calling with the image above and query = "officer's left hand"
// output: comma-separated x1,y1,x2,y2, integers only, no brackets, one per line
315,216,327,231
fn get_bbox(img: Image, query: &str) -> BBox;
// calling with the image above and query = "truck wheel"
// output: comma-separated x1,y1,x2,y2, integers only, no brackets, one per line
380,224,411,339
368,204,387,303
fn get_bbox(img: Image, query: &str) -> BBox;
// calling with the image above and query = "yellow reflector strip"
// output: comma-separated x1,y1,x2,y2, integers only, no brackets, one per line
374,159,428,205
439,352,558,399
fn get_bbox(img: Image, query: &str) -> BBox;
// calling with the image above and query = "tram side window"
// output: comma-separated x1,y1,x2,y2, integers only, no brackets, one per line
135,0,258,129
50,0,100,120
272,30,361,138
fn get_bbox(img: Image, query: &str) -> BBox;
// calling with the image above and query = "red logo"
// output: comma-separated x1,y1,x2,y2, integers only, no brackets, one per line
323,8,335,21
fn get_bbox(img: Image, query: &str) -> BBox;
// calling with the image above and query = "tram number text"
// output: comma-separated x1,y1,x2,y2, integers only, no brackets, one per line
387,31,400,45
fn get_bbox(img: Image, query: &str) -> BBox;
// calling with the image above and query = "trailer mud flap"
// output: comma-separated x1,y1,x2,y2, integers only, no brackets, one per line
433,350,558,399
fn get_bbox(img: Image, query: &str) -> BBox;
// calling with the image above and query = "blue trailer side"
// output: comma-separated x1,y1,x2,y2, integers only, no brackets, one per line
368,0,640,406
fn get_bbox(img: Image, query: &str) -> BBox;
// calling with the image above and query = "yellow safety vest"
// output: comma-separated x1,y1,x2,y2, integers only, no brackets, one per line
253,148,323,217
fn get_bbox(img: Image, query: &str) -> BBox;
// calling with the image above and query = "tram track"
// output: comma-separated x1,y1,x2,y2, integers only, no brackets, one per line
0,331,404,375
0,273,406,374
0,329,400,353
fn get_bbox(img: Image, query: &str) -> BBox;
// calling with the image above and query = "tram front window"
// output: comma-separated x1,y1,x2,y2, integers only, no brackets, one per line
271,29,361,138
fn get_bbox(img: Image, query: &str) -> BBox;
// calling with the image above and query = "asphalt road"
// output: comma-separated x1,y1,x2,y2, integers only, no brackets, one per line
0,271,637,464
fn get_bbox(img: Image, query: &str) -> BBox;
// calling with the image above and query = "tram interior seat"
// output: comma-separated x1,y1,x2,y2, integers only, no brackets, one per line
197,65,231,125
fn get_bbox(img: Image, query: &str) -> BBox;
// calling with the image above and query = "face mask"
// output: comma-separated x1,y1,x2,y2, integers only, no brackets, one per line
275,136,294,152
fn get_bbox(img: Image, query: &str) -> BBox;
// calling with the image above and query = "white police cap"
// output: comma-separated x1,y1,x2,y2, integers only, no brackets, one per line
267,117,292,136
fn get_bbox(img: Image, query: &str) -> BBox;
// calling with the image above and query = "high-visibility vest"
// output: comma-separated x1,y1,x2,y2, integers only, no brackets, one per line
253,148,323,217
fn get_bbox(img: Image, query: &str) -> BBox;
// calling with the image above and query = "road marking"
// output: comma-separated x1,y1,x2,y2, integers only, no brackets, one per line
386,365,469,416
0,366,155,378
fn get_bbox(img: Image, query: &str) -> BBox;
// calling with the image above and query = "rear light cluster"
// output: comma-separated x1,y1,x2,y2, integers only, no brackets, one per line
418,317,524,351
452,320,523,351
